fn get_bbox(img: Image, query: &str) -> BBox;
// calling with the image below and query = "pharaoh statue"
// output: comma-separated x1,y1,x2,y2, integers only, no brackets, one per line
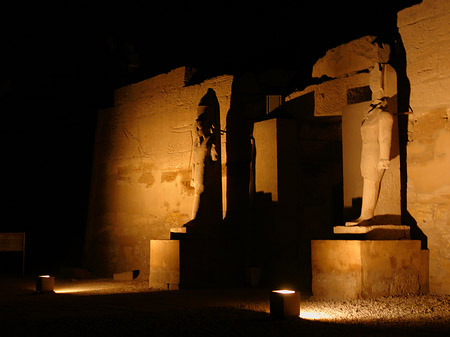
190,105,219,220
346,63,396,226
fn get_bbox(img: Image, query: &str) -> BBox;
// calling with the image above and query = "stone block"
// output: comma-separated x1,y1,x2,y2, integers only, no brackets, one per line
311,240,429,299
270,290,300,319
311,240,363,299
149,240,180,290
286,72,370,116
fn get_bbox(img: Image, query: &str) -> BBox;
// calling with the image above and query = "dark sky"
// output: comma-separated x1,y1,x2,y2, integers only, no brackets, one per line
3,1,418,98
1,0,419,270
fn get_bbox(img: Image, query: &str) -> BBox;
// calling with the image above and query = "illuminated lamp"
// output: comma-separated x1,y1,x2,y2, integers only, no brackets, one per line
36,275,54,293
270,290,300,318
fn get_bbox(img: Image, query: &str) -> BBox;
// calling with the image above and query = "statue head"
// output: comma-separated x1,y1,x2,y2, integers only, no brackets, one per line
369,63,384,101
369,63,397,101
196,105,212,137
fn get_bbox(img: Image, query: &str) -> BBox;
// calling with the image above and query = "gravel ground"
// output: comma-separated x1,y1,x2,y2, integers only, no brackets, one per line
1,278,449,337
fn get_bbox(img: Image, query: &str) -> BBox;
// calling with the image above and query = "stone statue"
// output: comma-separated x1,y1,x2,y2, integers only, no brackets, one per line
346,64,395,226
190,105,219,220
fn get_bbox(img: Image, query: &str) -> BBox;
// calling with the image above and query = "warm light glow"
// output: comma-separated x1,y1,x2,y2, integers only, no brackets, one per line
39,275,51,278
272,289,296,294
53,281,132,295
54,287,86,294
299,310,333,320
54,283,106,294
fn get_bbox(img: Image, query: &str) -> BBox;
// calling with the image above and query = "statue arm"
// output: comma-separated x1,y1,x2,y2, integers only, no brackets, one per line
378,111,394,169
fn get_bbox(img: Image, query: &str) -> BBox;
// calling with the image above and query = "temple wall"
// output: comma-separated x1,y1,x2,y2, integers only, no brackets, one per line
398,0,450,294
84,67,233,277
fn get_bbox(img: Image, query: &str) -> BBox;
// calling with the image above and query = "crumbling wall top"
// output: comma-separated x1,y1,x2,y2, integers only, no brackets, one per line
114,67,187,105
312,36,390,79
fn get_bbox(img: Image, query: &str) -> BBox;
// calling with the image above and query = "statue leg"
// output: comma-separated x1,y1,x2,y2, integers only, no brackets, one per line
359,178,380,220
191,192,201,220
346,177,381,226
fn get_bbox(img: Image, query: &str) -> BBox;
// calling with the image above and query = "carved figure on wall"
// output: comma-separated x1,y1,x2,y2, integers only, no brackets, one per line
346,64,395,226
191,105,219,219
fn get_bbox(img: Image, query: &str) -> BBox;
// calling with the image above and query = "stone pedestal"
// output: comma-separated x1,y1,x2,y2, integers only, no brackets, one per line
311,240,429,299
149,240,180,290
149,237,243,289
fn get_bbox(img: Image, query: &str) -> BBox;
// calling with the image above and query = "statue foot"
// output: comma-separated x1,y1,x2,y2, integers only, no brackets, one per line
345,220,361,227
345,216,373,227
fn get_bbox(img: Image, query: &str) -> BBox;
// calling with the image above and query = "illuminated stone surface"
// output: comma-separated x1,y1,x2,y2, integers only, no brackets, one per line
286,72,370,116
287,37,393,117
311,240,429,299
398,0,450,295
85,68,232,278
312,35,390,79
149,240,179,290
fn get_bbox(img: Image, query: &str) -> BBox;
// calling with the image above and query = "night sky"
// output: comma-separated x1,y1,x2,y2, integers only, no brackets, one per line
1,0,418,272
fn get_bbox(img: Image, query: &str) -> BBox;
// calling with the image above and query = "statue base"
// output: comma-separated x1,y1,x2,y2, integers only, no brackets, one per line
170,227,187,240
149,240,180,290
334,224,410,240
311,240,429,299
150,231,243,289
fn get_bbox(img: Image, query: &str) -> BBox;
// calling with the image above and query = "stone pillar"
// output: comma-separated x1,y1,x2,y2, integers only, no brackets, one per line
253,118,297,204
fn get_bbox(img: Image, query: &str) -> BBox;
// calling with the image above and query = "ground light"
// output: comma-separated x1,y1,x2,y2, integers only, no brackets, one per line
270,289,300,318
36,275,54,293
299,309,333,320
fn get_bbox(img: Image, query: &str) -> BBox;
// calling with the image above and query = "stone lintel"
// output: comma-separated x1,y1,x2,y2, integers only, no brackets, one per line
286,72,370,116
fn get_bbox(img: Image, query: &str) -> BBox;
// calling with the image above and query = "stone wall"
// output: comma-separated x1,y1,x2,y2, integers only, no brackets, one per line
84,68,233,277
398,0,450,294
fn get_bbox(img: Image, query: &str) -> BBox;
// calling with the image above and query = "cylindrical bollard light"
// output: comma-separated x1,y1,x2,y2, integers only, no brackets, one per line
270,290,300,318
36,275,54,293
